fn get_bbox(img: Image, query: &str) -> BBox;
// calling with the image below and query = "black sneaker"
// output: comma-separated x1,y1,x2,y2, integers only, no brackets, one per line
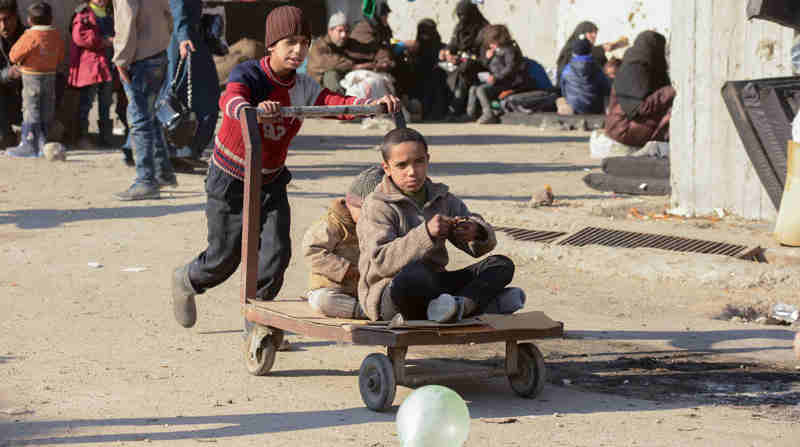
157,174,178,189
113,183,160,201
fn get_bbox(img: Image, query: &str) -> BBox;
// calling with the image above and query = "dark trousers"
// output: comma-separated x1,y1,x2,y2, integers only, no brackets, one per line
187,163,292,300
381,255,514,320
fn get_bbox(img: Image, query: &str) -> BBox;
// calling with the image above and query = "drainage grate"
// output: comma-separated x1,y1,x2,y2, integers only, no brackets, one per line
495,227,567,243
557,227,762,260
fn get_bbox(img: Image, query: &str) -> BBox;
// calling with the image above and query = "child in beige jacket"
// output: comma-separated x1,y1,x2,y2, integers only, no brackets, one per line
303,166,384,319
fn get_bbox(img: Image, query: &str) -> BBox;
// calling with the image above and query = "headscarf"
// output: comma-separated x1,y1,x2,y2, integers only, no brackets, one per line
556,21,598,86
448,0,489,55
614,30,671,119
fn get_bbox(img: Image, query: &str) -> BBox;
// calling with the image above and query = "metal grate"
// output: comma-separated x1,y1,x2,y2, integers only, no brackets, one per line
494,227,567,243
556,226,762,260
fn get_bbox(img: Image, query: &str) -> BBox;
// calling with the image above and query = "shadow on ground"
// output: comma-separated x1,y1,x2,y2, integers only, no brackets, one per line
290,134,589,152
289,162,597,181
0,203,205,230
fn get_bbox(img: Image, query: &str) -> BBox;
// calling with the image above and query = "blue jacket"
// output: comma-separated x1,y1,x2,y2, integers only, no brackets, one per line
560,54,610,114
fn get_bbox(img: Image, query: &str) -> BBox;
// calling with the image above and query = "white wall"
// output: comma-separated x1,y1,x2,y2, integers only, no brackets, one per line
556,0,671,59
670,0,794,220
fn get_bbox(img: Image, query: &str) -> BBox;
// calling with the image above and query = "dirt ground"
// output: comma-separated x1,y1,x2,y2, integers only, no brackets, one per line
1,120,799,446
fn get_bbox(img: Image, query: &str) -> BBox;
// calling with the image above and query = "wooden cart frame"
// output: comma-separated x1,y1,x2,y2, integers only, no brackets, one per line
238,105,564,411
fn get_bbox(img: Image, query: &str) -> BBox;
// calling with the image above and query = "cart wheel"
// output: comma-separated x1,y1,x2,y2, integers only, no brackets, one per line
243,325,284,376
358,353,397,412
508,343,546,398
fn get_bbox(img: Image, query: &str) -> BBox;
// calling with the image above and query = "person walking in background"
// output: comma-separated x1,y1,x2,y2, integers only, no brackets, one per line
112,0,174,200
164,0,220,164
5,1,64,158
69,0,115,149
0,0,24,151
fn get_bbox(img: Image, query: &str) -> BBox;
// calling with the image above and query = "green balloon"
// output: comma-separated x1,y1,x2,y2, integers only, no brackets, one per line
396,385,471,447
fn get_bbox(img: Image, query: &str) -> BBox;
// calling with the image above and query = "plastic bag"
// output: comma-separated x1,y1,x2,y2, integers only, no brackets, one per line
590,130,638,159
340,70,396,100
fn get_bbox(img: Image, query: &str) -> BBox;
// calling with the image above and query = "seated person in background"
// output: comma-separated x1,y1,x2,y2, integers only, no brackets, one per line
357,128,525,323
604,57,621,80
555,21,628,90
307,11,378,95
303,166,384,319
605,31,675,147
557,37,610,115
466,24,532,124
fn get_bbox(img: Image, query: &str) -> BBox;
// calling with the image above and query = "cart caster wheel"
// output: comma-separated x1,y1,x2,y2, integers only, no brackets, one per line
358,353,397,412
243,324,284,376
508,342,546,398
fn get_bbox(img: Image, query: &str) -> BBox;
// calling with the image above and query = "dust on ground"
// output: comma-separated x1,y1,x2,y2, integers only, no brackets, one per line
1,120,799,446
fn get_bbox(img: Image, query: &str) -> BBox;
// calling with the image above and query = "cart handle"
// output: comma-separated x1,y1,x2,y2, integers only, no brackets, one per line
257,103,391,121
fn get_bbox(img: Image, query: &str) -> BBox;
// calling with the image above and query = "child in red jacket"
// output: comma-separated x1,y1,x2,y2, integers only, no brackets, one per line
69,0,115,147
170,6,399,328
5,1,65,158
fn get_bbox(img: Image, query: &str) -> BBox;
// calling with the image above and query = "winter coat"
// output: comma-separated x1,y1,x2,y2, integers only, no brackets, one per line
605,85,675,147
9,26,65,74
68,4,113,88
560,54,610,114
306,34,366,84
487,44,531,91
302,199,361,296
356,176,496,321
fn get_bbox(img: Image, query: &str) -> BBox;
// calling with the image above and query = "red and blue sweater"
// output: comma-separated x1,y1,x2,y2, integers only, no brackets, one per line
214,56,367,181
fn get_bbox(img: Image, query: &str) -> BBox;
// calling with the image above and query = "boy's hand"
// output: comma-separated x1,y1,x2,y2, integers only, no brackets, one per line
485,48,495,60
255,100,281,122
6,65,20,80
368,95,401,114
426,214,452,239
117,65,131,84
105,37,114,48
487,75,496,85
179,40,196,59
452,220,481,242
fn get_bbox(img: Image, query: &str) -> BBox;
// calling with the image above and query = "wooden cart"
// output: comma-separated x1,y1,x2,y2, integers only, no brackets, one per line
237,105,564,411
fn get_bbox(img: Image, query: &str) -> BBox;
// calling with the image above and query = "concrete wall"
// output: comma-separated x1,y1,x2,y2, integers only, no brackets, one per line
670,0,794,220
556,0,671,59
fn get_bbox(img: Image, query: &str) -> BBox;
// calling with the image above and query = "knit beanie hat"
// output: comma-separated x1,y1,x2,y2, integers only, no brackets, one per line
264,6,312,49
573,38,592,56
328,11,347,29
346,166,385,208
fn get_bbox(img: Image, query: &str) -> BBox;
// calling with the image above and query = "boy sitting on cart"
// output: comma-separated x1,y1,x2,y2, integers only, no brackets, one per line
357,128,526,323
302,166,384,319
170,6,400,328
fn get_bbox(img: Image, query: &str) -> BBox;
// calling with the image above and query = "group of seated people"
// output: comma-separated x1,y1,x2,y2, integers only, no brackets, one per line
306,2,674,148
302,127,526,322
555,22,674,148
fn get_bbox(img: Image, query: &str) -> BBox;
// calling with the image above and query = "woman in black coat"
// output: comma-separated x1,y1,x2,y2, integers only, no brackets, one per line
444,0,490,115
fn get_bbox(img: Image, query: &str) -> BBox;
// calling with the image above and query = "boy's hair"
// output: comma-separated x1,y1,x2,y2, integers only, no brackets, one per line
482,24,513,48
0,0,18,14
346,166,384,208
27,1,52,26
380,128,429,162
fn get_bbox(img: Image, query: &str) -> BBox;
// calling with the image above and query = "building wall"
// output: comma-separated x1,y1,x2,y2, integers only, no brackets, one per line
670,0,794,220
556,0,671,59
